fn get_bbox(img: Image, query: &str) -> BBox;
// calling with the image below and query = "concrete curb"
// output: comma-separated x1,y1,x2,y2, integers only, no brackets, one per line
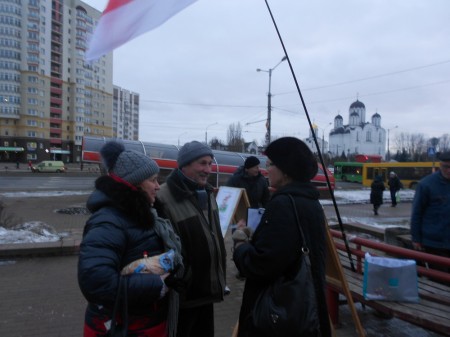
0,237,81,258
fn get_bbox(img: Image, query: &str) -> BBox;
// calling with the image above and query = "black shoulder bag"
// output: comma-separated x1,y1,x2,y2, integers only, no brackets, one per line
252,194,320,337
107,276,129,337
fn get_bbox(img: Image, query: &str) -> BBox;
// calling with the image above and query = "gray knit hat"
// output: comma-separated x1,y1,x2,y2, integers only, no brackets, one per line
100,141,159,186
178,141,214,168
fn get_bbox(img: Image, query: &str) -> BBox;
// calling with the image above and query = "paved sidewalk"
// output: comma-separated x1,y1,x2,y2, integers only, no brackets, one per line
0,194,445,337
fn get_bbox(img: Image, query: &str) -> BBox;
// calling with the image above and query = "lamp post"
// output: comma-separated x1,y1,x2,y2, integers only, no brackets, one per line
386,125,398,161
205,122,218,145
257,56,287,146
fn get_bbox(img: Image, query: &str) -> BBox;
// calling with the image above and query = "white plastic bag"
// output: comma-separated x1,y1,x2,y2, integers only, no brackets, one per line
363,252,419,302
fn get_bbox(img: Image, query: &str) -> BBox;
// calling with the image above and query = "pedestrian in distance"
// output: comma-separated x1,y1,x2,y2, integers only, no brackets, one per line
370,175,385,215
227,155,271,281
226,156,270,208
232,137,331,337
78,141,183,337
411,151,450,273
388,171,402,207
157,140,227,337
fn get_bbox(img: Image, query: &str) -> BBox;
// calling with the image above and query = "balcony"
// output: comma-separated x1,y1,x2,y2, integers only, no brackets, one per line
50,97,62,105
51,78,63,85
51,46,62,54
50,86,62,95
50,107,62,114
52,13,63,24
50,128,62,135
51,24,62,34
51,35,62,44
50,117,62,124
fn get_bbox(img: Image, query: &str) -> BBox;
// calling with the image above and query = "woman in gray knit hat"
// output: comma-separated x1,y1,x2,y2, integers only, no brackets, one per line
78,141,183,337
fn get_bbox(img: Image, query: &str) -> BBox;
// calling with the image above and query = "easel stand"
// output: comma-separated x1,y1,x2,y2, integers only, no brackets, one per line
325,218,366,336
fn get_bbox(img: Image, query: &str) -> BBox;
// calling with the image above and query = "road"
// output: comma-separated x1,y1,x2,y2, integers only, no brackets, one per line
0,174,97,192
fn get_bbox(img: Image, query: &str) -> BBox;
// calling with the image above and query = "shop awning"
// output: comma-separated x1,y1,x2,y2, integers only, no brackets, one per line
0,147,24,152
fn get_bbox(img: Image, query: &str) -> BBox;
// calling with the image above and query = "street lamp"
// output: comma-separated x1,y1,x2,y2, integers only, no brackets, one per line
386,125,398,161
205,122,218,145
257,56,287,146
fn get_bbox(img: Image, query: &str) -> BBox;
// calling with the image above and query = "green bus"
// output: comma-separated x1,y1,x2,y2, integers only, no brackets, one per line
333,162,363,183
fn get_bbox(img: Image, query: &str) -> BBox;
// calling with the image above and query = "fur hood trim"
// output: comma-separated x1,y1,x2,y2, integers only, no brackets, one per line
93,175,155,228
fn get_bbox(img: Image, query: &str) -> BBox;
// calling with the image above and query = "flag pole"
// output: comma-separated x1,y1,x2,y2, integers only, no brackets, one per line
263,0,355,272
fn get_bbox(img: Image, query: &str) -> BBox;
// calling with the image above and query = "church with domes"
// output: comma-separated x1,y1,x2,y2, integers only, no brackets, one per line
328,100,386,158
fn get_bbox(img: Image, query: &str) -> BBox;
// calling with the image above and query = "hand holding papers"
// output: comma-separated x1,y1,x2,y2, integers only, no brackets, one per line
247,208,265,231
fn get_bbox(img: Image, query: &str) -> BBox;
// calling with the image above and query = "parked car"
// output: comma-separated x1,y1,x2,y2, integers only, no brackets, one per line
31,161,66,173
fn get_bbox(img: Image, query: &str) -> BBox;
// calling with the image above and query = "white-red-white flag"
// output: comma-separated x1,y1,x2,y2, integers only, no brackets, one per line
86,0,198,61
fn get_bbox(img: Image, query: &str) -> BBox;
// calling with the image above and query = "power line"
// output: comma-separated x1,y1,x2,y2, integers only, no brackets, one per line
141,99,264,109
276,59,450,95
307,79,450,105
137,60,450,110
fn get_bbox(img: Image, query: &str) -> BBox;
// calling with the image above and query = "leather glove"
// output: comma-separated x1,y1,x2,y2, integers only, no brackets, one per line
164,264,186,294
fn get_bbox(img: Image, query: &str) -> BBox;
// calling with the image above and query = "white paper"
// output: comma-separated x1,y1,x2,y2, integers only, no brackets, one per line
247,208,265,231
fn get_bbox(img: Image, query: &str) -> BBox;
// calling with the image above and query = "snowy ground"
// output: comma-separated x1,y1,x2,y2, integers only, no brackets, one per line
320,188,415,206
0,188,415,244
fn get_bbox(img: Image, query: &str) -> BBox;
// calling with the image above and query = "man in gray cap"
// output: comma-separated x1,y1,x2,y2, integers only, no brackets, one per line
158,141,227,337
411,151,450,273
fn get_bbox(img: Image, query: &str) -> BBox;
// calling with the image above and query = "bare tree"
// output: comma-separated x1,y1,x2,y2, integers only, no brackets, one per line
227,122,245,152
393,132,427,161
209,137,225,150
439,133,450,152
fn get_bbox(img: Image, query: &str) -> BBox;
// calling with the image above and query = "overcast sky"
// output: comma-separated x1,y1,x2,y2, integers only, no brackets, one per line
83,0,450,148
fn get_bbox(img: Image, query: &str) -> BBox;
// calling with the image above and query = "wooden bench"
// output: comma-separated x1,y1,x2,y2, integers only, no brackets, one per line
327,228,450,336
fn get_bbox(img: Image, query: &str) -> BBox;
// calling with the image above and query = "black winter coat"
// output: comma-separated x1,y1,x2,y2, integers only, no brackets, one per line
78,176,169,334
370,179,385,206
233,181,331,337
388,176,402,192
226,166,270,208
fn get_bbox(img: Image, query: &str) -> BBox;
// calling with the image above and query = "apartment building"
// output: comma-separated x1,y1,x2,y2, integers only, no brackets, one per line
113,85,139,141
0,0,114,164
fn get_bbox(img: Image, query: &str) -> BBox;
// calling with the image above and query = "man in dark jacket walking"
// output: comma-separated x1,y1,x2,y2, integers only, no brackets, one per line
158,141,227,337
226,156,270,208
388,171,402,207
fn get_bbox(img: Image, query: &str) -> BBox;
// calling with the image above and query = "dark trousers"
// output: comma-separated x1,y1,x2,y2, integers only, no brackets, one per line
177,303,214,337
390,190,397,206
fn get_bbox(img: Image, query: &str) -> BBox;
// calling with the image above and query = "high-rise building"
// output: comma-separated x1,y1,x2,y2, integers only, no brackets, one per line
0,0,113,164
113,86,139,141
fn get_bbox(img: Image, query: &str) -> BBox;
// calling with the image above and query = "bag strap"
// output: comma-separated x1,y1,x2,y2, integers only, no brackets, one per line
109,276,128,336
287,194,308,252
